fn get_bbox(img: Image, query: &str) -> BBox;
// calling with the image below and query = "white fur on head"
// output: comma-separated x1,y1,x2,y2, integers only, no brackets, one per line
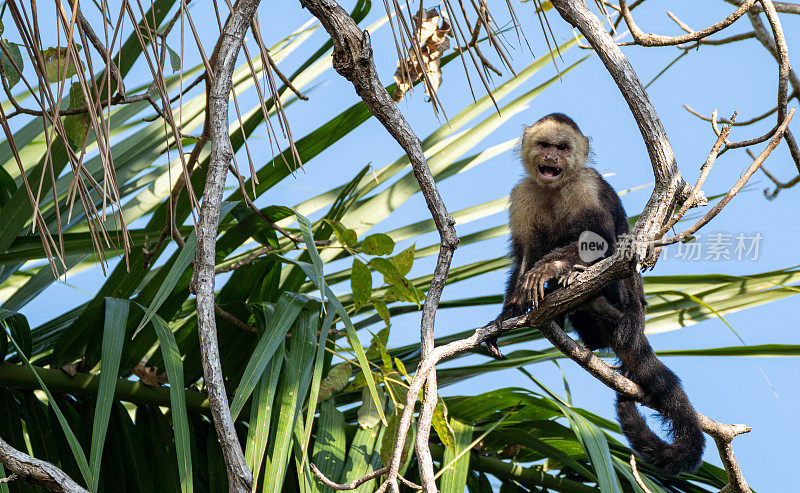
520,117,590,178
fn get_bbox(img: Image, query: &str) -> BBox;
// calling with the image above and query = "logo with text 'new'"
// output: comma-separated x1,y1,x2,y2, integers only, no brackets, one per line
578,231,607,263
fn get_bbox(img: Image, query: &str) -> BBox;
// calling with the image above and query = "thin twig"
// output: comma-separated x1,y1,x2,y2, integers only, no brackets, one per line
215,303,257,333
309,464,421,490
619,0,758,47
658,109,794,247
77,6,125,96
215,246,274,274
656,112,737,238
724,0,800,15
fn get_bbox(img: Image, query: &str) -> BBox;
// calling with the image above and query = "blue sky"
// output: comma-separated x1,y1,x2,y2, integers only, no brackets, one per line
15,1,800,490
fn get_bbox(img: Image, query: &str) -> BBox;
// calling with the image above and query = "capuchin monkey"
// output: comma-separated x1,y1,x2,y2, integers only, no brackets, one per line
489,113,704,475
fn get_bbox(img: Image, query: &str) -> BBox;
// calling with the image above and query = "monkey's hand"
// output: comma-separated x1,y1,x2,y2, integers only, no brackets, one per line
558,263,588,287
518,260,571,308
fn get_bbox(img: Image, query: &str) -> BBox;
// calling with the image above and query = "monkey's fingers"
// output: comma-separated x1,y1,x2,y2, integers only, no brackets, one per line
522,272,537,305
534,274,547,308
559,270,579,287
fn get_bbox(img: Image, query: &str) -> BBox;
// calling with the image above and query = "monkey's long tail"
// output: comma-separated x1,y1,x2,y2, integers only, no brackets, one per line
614,333,705,475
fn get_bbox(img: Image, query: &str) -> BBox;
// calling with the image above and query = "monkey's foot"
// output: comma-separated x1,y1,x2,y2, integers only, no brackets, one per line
484,337,505,359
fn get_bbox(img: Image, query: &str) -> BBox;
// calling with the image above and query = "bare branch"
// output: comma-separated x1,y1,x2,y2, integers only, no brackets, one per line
192,0,262,490
215,246,275,274
725,0,800,15
659,109,794,246
297,0,459,491
745,6,800,170
656,112,736,238
309,464,421,490
534,321,752,492
620,0,757,47
215,303,257,333
0,437,88,493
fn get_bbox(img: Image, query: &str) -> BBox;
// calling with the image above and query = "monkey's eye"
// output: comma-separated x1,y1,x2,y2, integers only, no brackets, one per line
538,141,551,148
556,143,569,151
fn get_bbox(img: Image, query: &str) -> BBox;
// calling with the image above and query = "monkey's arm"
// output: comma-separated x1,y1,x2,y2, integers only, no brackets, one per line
519,208,618,308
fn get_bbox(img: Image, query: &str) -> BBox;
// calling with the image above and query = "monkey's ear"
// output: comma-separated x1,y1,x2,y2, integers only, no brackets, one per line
583,136,590,156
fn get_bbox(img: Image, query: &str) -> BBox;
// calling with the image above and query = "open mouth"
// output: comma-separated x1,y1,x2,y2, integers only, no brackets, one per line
538,165,563,182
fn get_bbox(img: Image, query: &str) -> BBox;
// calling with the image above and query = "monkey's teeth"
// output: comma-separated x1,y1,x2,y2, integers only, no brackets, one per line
538,165,563,178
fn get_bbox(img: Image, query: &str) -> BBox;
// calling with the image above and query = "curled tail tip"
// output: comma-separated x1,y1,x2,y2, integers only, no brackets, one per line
616,398,705,475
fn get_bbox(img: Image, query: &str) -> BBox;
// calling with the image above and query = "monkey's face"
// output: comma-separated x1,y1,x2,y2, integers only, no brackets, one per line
521,120,589,187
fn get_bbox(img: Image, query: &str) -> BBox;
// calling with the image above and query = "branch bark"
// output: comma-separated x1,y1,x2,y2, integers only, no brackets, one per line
0,437,88,493
620,0,757,47
297,0,458,491
550,0,692,273
192,0,262,491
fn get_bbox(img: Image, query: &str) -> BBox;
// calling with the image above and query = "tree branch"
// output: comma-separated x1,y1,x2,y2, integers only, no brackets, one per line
619,0,758,47
297,0,459,491
725,0,800,15
191,0,262,491
0,436,88,493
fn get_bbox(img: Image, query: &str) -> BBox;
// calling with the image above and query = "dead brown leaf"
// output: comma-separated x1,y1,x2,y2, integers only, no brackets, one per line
132,362,169,387
393,8,452,103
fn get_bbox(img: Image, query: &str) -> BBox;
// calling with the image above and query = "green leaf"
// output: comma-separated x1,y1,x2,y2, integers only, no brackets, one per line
277,255,387,425
373,299,390,328
439,419,473,493
432,396,456,450
365,327,389,361
230,293,309,420
370,257,418,304
380,409,413,466
536,0,554,13
244,341,283,487
523,370,622,493
325,219,357,247
300,305,337,475
152,314,193,493
0,324,6,361
133,230,196,338
317,362,351,403
311,400,347,492
0,40,22,89
42,46,82,82
4,324,91,486
361,233,394,255
342,397,385,492
390,244,415,276
357,386,384,429
264,311,317,492
657,343,800,357
0,309,30,358
89,298,129,492
167,45,181,72
351,259,372,311
296,212,327,304
64,82,90,149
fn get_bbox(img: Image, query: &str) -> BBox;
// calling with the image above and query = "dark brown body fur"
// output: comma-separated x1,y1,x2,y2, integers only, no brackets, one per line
492,113,704,475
